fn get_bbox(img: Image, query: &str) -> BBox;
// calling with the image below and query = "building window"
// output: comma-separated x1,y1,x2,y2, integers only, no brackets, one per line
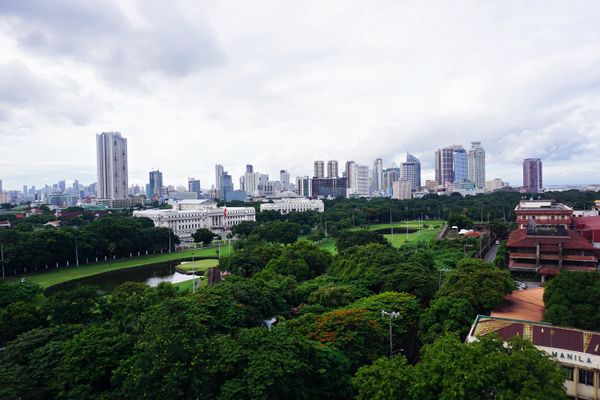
579,369,594,386
563,366,574,381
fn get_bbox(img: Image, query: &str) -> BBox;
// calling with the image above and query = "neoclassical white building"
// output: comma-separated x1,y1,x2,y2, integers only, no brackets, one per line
133,199,255,241
260,198,324,214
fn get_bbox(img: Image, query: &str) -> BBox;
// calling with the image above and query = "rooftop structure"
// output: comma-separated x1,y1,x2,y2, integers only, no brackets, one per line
514,199,573,229
491,288,545,322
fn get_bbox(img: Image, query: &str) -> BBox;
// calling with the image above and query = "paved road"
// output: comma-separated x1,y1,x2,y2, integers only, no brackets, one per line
484,243,499,262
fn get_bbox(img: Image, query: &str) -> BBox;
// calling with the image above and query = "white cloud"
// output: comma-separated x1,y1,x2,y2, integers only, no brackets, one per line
1,0,600,189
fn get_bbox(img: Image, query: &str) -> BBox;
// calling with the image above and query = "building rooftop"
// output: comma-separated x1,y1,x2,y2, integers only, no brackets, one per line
572,216,600,231
491,288,545,322
507,228,597,251
515,199,573,212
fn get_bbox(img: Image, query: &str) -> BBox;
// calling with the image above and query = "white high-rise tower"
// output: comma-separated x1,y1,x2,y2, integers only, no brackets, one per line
96,132,128,201
468,141,486,190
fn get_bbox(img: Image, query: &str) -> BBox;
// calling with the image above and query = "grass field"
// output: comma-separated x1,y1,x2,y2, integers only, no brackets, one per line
176,258,219,273
351,220,445,231
22,247,219,288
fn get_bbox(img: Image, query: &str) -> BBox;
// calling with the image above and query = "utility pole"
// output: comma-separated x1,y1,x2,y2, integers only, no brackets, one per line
74,231,79,267
1,243,5,279
381,310,402,356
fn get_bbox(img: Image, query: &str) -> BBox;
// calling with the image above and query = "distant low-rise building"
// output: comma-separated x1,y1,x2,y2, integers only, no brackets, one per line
133,199,255,241
260,198,324,214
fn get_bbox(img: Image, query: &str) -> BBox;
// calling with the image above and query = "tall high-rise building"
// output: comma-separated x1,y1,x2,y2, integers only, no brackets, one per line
246,164,253,173
468,141,486,190
296,176,312,197
345,161,355,188
523,158,543,193
244,171,258,195
326,160,339,178
383,167,400,195
96,132,128,200
215,164,224,197
58,180,66,193
0,179,3,193
188,178,201,195
349,164,370,197
314,161,325,178
23,185,28,195
401,153,421,190
434,150,442,185
280,170,290,191
148,170,163,197
220,173,233,201
372,158,383,192
453,146,468,183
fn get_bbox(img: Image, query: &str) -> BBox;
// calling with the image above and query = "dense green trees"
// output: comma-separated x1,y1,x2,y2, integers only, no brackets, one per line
438,258,514,311
0,215,178,275
252,221,301,244
335,230,389,252
353,335,567,400
192,227,217,244
544,271,600,331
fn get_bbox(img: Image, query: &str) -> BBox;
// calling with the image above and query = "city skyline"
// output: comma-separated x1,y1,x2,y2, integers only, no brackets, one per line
1,2,600,188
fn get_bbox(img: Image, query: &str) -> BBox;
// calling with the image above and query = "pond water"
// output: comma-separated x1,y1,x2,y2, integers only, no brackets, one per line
45,261,198,295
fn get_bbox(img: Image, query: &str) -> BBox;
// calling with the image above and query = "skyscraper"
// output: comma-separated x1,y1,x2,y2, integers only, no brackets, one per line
401,153,421,190
468,141,486,190
280,170,290,191
96,132,128,200
349,164,370,197
345,161,355,188
0,179,3,193
326,160,339,178
244,171,258,195
148,170,163,197
373,158,383,192
246,164,253,173
215,164,224,197
220,173,233,201
314,161,325,178
523,158,543,193
188,178,201,195
453,146,468,183
296,176,312,197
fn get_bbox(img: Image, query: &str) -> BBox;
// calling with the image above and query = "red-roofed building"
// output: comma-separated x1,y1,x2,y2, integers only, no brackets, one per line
572,216,600,250
507,200,599,280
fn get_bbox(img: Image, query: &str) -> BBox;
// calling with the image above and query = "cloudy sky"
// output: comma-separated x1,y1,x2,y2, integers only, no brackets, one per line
1,0,600,190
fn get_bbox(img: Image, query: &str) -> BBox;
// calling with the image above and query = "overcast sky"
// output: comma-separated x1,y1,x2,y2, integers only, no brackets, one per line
1,0,600,190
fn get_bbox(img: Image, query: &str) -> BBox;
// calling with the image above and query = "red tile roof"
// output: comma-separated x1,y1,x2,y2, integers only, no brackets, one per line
572,216,600,230
507,229,597,251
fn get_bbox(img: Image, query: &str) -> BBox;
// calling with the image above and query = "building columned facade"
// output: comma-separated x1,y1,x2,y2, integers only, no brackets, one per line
96,132,128,202
133,199,255,241
260,198,324,214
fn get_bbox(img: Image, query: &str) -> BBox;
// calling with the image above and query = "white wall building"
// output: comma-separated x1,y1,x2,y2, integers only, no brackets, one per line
468,141,486,190
486,178,504,192
347,163,370,197
260,198,324,214
96,132,128,201
133,199,255,241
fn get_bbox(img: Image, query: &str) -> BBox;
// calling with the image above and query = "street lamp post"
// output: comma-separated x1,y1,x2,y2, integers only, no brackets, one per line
381,310,402,356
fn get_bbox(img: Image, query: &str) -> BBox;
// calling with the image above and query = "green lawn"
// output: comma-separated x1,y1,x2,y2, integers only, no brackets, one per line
174,277,204,292
22,247,219,288
176,258,219,273
384,228,440,248
317,238,337,255
351,220,445,231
